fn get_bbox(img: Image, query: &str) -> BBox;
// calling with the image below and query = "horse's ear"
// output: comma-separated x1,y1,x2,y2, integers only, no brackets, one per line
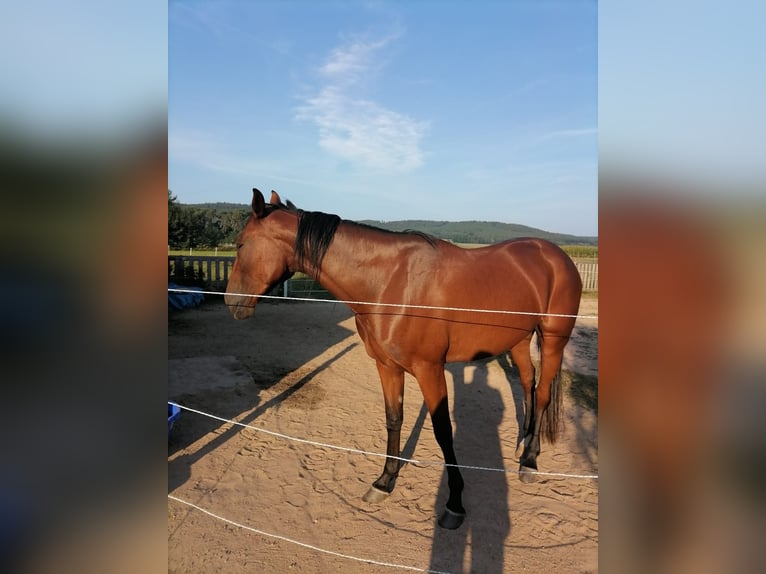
270,190,283,206
252,188,266,218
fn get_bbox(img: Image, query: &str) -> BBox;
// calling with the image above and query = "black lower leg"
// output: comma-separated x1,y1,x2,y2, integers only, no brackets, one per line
523,384,536,437
520,431,540,469
373,426,401,493
431,398,465,516
519,413,543,482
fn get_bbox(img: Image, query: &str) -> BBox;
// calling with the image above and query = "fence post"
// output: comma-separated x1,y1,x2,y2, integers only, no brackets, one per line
574,261,598,292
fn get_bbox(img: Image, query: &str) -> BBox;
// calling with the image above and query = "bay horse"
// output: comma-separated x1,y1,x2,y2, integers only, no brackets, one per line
224,189,582,529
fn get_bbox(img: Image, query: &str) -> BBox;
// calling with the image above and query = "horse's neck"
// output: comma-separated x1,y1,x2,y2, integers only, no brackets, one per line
314,223,400,308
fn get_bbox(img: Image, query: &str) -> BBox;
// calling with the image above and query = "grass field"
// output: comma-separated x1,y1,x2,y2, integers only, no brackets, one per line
169,249,236,257
170,244,597,260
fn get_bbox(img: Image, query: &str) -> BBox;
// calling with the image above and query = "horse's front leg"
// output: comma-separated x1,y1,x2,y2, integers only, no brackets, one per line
363,362,405,503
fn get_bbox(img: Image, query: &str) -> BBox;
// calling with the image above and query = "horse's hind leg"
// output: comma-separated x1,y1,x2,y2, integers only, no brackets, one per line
517,332,568,483
363,362,405,503
413,363,465,530
510,331,536,459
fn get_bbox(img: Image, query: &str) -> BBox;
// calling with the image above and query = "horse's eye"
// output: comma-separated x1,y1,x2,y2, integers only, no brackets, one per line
236,243,244,250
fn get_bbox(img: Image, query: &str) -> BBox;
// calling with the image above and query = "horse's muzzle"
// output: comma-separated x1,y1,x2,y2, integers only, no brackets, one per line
224,294,256,320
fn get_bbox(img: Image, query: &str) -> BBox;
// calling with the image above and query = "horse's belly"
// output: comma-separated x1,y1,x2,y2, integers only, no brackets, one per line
445,323,531,362
356,312,534,368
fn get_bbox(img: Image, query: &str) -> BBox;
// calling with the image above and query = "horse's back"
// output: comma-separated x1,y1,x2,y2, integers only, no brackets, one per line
443,238,580,300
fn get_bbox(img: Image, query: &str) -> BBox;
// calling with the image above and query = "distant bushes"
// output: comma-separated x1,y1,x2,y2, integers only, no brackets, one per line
168,191,250,249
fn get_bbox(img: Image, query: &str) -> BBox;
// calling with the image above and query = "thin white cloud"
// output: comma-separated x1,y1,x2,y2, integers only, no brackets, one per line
298,87,426,171
297,34,428,172
169,131,315,186
318,36,392,81
168,132,251,174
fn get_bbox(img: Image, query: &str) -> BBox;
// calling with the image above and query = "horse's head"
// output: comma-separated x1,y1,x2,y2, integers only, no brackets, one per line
224,188,296,319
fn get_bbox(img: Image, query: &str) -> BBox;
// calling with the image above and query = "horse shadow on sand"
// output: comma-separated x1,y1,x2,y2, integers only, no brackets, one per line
429,356,524,574
428,330,597,573
168,300,357,493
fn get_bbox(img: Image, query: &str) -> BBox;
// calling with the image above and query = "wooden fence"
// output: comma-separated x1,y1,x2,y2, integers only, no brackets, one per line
169,256,598,295
168,256,236,289
576,261,598,291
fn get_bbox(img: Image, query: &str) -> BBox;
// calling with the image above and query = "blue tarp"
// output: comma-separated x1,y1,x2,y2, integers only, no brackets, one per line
168,403,181,438
168,283,204,310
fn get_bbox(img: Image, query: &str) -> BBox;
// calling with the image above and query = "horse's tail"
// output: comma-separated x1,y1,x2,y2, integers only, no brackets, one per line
541,368,563,444
535,329,564,444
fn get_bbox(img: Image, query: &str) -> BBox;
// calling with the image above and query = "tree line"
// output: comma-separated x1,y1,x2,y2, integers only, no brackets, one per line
168,191,250,249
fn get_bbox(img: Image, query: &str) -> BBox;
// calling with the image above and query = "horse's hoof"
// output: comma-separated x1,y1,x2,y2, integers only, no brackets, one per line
362,486,390,503
437,508,466,530
518,465,538,483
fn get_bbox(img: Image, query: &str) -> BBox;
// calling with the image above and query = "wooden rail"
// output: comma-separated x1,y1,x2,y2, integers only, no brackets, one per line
168,256,236,289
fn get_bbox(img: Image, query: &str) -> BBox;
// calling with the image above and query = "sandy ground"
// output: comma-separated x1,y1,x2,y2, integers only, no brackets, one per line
168,295,598,573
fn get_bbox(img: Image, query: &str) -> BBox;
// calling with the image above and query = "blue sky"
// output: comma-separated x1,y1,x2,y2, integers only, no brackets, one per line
169,1,597,236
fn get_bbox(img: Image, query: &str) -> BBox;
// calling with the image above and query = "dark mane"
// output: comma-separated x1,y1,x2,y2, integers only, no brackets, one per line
294,209,341,280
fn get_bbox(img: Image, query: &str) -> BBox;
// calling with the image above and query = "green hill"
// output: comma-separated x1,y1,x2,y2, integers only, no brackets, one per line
181,203,597,246
359,219,596,246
